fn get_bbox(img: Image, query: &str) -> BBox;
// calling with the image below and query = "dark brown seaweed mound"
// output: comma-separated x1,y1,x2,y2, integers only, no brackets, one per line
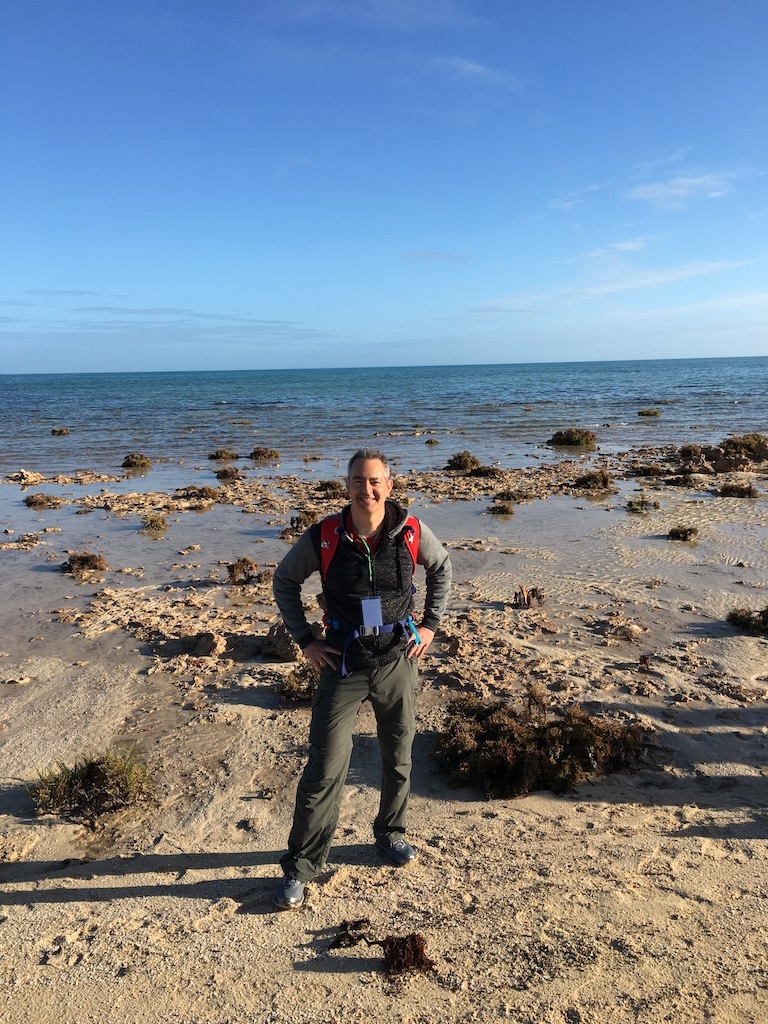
434,692,648,798
547,428,596,448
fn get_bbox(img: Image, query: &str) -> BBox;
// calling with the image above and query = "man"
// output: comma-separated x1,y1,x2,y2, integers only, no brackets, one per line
272,448,452,909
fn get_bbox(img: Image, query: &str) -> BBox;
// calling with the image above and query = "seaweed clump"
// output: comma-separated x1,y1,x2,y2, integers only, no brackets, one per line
637,408,661,417
330,919,435,980
727,606,768,637
216,466,242,482
434,691,648,798
717,482,759,498
668,525,698,541
468,465,504,479
60,552,108,579
50,427,70,436
573,469,614,491
122,453,152,469
29,747,155,829
488,501,515,516
279,510,318,538
547,428,597,448
23,493,64,509
445,451,481,472
275,660,319,704
250,447,280,461
227,557,259,584
140,513,167,534
720,433,768,463
208,448,239,461
317,479,346,497
626,494,660,514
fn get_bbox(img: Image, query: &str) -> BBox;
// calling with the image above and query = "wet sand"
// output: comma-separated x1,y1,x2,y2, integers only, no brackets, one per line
1,450,767,1023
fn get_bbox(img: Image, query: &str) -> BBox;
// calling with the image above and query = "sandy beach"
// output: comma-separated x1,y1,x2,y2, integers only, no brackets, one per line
1,446,767,1024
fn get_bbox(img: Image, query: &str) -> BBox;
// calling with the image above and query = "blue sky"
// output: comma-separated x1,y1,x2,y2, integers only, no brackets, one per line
1,0,766,372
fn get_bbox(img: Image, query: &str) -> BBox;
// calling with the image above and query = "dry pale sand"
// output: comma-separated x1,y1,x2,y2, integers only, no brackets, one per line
1,453,767,1024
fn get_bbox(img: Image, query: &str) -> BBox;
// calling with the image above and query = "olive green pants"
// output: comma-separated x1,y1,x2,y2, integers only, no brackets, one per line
280,653,419,882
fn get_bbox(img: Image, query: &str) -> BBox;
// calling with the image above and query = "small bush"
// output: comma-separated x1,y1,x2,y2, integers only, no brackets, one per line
727,606,768,636
29,747,154,828
60,552,108,578
250,447,280,461
717,483,759,498
573,469,614,490
637,408,661,417
122,453,152,469
445,451,481,472
434,692,648,798
24,493,64,509
208,448,239,461
547,428,597,448
227,557,259,584
51,427,69,436
140,513,167,534
668,525,698,541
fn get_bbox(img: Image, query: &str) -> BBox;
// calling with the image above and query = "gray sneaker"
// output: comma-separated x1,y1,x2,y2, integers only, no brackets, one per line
274,875,306,909
375,836,417,867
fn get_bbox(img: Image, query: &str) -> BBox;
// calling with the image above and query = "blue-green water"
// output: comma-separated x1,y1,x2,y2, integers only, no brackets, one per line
1,358,766,478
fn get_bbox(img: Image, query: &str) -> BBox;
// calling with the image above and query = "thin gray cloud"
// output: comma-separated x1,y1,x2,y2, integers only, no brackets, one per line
71,306,194,316
25,289,99,297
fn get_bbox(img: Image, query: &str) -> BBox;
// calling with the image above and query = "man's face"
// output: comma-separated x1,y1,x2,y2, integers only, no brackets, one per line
345,458,394,521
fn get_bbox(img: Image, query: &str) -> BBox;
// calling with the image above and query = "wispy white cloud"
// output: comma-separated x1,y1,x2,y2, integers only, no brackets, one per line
631,291,768,320
582,238,650,260
474,259,751,313
626,172,740,207
573,260,751,297
631,148,693,175
432,56,520,90
545,182,611,212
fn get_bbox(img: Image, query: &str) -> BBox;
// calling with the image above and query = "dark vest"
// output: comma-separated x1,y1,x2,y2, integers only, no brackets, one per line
310,502,415,670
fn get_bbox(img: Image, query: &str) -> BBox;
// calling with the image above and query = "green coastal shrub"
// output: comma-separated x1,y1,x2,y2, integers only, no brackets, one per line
727,606,768,636
29,747,155,828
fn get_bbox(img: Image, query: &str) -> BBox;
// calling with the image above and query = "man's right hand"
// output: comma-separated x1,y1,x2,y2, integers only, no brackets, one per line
303,639,341,671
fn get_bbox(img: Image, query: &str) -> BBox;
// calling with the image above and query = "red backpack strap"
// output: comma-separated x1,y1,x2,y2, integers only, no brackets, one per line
401,516,420,574
319,512,344,579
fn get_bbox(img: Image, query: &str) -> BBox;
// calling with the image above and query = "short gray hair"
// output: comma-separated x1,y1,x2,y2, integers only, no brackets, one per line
346,447,391,480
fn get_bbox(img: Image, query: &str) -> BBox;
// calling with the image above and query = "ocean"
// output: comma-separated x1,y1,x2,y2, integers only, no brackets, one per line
1,357,766,482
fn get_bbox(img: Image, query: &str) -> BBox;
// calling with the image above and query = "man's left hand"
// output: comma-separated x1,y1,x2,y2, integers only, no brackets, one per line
406,625,435,660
